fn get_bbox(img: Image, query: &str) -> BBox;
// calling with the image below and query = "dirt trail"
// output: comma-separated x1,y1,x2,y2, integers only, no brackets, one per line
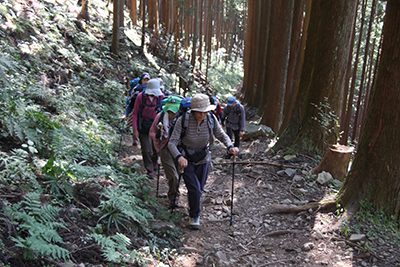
117,133,383,267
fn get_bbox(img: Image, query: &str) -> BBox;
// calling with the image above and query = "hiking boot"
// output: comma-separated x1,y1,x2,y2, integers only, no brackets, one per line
153,162,159,171
169,199,179,209
147,172,154,180
189,217,200,230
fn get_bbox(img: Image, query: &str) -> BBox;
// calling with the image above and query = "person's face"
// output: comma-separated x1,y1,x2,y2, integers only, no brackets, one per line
168,111,175,119
229,102,236,108
194,111,207,122
142,78,149,84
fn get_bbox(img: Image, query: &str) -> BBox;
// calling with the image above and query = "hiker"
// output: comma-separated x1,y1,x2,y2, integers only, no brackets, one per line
157,73,170,97
132,78,164,179
120,72,150,122
168,93,239,230
221,96,246,150
149,95,182,208
210,96,223,122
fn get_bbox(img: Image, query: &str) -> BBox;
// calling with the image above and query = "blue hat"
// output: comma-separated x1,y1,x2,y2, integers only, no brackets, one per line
227,96,236,106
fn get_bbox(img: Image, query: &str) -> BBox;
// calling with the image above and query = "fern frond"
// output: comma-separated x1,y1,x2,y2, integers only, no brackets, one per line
39,204,60,222
112,233,131,248
88,233,138,263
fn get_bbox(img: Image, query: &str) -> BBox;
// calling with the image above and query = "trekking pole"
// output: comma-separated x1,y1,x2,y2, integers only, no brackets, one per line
230,154,236,226
171,167,184,214
117,121,125,158
156,122,163,198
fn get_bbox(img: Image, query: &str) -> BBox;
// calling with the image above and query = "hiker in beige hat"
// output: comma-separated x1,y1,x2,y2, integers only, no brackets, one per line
168,93,239,230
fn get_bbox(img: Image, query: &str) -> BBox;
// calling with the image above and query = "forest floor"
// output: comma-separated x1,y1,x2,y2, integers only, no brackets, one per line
117,130,400,267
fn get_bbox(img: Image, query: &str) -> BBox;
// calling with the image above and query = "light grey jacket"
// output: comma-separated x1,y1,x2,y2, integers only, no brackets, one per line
168,112,233,165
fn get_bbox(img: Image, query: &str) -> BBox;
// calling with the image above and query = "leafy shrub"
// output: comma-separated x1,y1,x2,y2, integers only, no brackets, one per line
97,185,153,232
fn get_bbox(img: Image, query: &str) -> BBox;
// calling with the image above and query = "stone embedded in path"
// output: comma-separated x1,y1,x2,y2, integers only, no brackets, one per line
316,171,333,184
349,234,366,242
284,168,297,177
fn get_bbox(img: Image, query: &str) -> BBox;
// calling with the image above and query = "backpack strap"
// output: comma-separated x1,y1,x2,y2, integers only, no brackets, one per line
180,111,190,139
180,111,214,141
139,93,162,119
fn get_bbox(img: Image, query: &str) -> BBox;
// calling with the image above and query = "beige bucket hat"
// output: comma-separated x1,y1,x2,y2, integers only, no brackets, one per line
190,94,216,112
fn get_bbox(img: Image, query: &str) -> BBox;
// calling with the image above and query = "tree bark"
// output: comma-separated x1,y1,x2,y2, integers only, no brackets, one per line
339,0,400,218
351,0,377,144
129,0,137,25
242,0,256,104
260,0,294,132
341,0,367,145
339,0,359,145
277,1,357,155
279,0,306,135
111,0,120,55
77,0,90,21
273,0,311,150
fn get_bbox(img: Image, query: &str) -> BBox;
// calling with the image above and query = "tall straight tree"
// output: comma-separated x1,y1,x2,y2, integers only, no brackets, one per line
278,0,312,137
148,0,159,36
339,0,400,218
111,0,121,54
260,0,294,132
351,0,377,143
129,0,137,25
242,0,257,105
253,0,271,111
274,1,357,154
340,0,363,145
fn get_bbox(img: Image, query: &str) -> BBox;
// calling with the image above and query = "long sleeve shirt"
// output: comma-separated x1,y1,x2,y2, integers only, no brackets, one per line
149,112,171,152
132,92,164,131
168,112,233,165
221,102,246,131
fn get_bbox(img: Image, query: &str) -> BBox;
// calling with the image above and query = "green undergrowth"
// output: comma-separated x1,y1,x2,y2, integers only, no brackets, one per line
0,0,181,265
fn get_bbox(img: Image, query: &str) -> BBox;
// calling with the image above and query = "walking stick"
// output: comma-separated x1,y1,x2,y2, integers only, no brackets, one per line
156,122,163,198
230,154,236,226
171,167,184,214
117,121,125,158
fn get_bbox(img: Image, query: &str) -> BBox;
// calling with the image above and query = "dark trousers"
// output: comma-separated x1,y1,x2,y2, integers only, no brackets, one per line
226,127,240,147
138,132,158,173
183,161,210,218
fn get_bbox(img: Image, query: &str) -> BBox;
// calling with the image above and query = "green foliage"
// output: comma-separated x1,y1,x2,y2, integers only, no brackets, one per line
0,0,238,265
0,149,40,190
340,200,400,246
311,97,340,146
41,155,75,199
206,48,244,98
4,192,69,261
97,185,153,232
89,233,145,265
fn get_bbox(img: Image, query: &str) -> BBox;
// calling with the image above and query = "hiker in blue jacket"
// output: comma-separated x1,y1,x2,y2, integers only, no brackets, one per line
120,72,150,122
